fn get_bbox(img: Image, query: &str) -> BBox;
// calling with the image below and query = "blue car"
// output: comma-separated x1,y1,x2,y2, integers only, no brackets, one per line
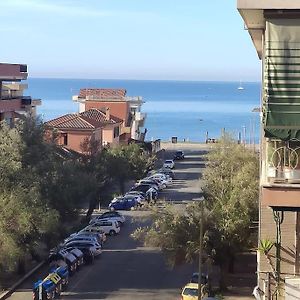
109,197,138,210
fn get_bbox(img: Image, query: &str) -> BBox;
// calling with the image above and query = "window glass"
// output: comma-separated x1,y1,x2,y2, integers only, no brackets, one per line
182,288,198,296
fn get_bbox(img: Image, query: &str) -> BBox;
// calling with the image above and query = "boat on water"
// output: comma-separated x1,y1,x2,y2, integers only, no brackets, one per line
238,81,244,90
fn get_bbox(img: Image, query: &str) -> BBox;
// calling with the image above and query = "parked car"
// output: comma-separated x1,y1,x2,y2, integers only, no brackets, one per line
109,197,139,210
89,219,121,236
131,184,158,201
64,240,102,256
158,168,175,179
123,194,145,205
79,227,107,243
76,231,105,245
90,211,126,225
146,176,169,188
181,282,209,300
174,150,185,160
64,234,98,245
124,192,146,204
63,246,95,264
163,159,175,169
149,173,172,186
137,179,163,190
190,272,209,284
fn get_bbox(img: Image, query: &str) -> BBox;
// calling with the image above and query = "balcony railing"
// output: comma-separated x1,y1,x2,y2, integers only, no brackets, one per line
265,139,300,184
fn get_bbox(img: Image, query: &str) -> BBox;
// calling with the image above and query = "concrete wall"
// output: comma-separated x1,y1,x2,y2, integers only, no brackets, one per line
85,101,129,122
258,201,298,298
0,99,22,111
102,124,119,146
0,63,27,80
57,130,93,153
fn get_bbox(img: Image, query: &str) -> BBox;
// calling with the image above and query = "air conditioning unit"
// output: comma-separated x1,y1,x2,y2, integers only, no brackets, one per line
285,277,300,300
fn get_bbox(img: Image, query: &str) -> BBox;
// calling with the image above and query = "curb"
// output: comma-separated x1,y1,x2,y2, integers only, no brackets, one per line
0,260,46,300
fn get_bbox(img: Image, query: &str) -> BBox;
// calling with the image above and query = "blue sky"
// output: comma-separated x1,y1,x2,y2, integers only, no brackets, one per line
0,0,261,81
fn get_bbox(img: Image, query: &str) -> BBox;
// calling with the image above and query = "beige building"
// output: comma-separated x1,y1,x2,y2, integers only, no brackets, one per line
238,1,300,299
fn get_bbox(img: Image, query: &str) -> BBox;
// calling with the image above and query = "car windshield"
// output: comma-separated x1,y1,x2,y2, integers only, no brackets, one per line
165,160,173,163
183,287,198,296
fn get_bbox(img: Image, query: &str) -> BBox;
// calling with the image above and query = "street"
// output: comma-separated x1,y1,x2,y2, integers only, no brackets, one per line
8,146,208,300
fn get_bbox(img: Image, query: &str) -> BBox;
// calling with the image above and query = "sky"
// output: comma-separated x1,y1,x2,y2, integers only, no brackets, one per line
0,0,261,81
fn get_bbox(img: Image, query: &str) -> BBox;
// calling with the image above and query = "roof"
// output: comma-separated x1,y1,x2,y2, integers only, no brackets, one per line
45,108,122,130
237,0,300,59
183,283,199,289
81,108,123,124
79,88,127,99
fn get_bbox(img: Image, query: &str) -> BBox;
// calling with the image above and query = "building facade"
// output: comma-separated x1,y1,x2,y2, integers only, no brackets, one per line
72,88,146,142
238,1,300,299
0,63,41,126
45,108,122,153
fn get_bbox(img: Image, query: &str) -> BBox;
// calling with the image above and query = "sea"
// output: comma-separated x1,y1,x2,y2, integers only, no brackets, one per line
26,78,261,143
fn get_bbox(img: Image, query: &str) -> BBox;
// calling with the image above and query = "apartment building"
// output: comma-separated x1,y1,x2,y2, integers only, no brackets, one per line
238,1,300,299
0,63,40,126
72,88,146,142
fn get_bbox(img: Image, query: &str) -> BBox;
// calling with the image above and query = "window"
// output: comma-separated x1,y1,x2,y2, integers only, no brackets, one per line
62,133,68,145
183,288,198,296
114,126,120,138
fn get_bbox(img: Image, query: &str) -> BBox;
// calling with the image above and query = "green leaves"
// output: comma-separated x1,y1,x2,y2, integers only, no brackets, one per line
259,239,274,255
104,144,156,193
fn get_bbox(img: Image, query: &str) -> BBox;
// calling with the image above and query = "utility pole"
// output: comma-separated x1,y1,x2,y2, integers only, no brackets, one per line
242,125,246,146
195,197,204,300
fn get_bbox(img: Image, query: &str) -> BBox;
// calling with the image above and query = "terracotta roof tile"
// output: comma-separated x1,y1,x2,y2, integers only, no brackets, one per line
79,88,126,99
45,108,122,130
80,108,123,124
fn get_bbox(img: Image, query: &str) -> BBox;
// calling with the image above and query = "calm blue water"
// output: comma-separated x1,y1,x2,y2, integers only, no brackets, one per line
26,78,261,142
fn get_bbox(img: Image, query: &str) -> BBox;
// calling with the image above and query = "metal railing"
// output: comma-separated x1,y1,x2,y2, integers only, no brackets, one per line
266,139,300,183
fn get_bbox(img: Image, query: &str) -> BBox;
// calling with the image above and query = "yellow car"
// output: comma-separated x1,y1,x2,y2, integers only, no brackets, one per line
181,283,209,300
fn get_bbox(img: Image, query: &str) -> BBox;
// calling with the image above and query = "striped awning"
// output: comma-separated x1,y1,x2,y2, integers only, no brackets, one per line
264,18,300,140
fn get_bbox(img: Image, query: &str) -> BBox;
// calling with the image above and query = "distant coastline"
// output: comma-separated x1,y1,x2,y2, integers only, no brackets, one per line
27,78,261,143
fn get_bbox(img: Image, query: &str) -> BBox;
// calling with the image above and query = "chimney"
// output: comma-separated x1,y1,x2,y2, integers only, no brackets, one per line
105,107,110,121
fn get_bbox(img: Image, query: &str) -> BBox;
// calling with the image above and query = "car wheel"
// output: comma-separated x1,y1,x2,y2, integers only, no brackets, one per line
109,230,116,236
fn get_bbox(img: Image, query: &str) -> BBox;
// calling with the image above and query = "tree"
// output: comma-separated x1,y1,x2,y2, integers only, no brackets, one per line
202,135,259,272
105,144,156,193
132,136,259,288
0,121,59,272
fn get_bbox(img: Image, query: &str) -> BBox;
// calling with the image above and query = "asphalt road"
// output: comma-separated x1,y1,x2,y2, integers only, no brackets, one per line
8,147,208,300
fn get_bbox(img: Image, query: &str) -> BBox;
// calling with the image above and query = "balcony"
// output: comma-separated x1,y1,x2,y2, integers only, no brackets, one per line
262,139,300,208
135,112,146,122
121,126,131,134
2,83,28,91
0,63,28,81
265,139,300,184
0,99,22,112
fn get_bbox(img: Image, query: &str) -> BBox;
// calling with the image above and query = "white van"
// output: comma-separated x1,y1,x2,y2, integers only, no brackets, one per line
89,220,120,236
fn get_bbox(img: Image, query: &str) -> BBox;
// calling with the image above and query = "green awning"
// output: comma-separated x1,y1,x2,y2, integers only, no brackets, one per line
264,18,300,140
